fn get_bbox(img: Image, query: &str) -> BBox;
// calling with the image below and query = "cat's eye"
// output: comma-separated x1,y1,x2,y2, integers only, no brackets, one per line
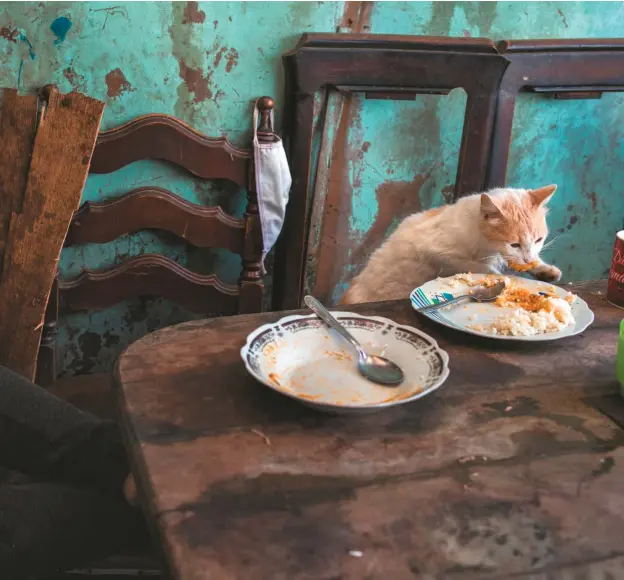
536,237,543,243
510,243,521,248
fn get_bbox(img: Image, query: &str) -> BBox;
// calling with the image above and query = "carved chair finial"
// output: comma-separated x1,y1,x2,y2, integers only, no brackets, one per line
257,96,275,143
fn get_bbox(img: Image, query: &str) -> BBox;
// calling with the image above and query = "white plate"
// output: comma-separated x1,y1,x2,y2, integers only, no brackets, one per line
240,312,450,415
410,274,594,342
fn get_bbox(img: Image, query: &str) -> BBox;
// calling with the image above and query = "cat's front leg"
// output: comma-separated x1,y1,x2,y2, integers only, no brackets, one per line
529,259,562,283
470,255,506,275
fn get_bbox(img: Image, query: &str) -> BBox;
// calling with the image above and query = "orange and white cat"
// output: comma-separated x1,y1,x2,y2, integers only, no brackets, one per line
341,185,562,305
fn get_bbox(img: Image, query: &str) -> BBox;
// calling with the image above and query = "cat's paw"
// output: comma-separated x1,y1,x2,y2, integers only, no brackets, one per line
533,264,562,283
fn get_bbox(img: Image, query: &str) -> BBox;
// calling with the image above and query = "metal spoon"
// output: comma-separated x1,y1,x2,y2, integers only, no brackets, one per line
416,281,506,314
304,295,404,387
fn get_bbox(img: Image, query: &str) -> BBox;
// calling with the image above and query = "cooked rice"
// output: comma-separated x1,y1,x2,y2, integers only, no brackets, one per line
469,298,573,336
439,274,575,336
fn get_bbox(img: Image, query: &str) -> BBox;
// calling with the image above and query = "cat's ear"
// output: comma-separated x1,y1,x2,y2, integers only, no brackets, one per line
480,194,504,223
528,184,557,207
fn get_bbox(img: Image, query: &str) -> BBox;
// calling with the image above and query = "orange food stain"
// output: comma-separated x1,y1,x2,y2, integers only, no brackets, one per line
298,393,323,401
268,373,288,390
323,350,353,362
496,285,553,313
377,387,423,404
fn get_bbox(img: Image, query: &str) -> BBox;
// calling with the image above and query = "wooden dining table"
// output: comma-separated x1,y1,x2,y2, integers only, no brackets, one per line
114,281,624,580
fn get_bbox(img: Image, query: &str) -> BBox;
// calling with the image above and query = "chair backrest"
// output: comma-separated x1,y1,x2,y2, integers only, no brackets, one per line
275,34,509,308
36,97,276,386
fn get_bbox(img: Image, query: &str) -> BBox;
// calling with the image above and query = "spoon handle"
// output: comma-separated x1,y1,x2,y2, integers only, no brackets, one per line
416,293,470,313
304,296,366,359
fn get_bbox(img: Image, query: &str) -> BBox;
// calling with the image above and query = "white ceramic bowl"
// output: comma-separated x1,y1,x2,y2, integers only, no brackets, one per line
240,312,450,415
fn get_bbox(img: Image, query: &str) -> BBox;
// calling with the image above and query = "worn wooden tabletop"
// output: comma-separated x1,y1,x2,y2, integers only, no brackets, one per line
115,281,624,580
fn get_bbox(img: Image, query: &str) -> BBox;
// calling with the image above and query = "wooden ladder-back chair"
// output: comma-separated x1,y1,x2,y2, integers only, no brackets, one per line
36,97,277,393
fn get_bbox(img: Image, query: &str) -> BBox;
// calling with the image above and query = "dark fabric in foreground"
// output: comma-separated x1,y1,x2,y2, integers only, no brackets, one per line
0,366,148,578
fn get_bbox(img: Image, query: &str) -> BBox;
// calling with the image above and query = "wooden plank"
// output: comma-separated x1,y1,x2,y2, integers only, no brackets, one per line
0,89,38,277
156,446,624,579
0,87,104,380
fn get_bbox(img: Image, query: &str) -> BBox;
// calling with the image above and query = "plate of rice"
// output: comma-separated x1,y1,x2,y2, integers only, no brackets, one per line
410,273,594,341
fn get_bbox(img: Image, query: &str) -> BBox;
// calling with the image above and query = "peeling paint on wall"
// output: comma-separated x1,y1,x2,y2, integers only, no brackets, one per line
1,1,623,374
105,68,132,98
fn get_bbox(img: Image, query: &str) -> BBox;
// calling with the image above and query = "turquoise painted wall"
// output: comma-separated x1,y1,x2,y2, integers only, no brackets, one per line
1,2,622,374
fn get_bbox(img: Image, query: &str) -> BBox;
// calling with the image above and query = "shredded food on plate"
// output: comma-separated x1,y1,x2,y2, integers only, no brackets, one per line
439,274,577,336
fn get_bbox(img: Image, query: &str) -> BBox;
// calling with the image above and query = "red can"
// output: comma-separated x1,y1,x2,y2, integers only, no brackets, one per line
607,231,624,308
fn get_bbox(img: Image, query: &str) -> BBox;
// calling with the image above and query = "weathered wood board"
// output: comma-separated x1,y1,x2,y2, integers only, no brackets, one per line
0,87,104,380
0,89,38,276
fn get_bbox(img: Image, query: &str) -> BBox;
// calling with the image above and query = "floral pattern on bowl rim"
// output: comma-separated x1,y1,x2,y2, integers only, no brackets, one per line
240,312,450,415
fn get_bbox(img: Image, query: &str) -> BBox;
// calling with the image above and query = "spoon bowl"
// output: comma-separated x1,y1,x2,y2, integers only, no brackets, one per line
471,281,507,302
358,354,405,386
304,295,405,387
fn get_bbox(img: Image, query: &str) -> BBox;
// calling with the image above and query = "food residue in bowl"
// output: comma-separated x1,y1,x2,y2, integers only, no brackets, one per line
378,387,423,404
323,350,353,362
266,364,424,407
263,343,277,356
254,317,444,409
298,393,323,401
268,372,283,388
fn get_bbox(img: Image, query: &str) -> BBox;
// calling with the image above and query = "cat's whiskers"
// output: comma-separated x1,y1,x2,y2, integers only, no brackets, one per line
541,234,568,253
477,255,501,263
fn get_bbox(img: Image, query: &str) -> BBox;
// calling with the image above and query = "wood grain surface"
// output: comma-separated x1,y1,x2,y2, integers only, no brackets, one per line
116,281,624,580
0,89,38,276
0,87,104,380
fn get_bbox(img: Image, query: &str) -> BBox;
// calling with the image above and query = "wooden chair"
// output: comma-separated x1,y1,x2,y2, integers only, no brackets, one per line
37,98,276,578
36,97,277,401
486,39,624,187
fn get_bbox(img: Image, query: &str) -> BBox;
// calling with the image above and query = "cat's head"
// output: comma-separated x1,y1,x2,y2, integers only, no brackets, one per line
480,185,557,265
